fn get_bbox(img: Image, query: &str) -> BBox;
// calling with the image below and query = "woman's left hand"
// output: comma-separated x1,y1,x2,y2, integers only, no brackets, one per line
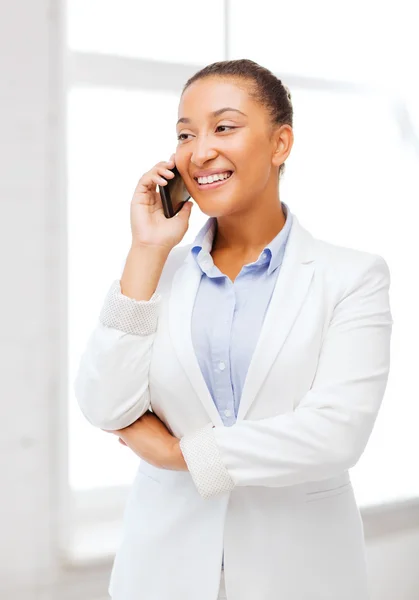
102,410,188,471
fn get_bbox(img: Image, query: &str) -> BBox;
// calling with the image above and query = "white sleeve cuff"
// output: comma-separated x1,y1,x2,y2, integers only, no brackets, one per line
99,279,162,336
179,422,236,499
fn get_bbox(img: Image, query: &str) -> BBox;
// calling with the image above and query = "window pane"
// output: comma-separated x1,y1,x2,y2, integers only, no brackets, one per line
228,0,411,86
67,0,225,65
68,86,208,490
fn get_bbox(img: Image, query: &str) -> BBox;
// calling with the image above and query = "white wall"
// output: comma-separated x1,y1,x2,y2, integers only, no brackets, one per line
0,0,69,596
0,1,418,599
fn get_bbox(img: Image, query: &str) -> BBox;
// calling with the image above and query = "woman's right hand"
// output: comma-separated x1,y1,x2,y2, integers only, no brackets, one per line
129,154,194,251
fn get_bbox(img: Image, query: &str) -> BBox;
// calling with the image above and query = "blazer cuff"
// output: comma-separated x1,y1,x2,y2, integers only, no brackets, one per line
179,423,236,499
99,279,162,336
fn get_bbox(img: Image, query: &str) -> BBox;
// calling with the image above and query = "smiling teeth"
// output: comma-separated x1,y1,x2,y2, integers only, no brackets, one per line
197,171,232,184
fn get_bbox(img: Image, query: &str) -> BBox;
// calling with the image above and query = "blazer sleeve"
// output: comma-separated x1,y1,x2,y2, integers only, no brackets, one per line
179,255,394,500
73,279,162,430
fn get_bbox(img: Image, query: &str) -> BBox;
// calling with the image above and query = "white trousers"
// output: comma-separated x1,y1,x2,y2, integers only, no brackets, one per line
218,568,227,599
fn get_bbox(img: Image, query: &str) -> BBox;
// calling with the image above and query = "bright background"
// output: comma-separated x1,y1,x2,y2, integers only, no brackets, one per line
68,1,418,508
1,0,418,597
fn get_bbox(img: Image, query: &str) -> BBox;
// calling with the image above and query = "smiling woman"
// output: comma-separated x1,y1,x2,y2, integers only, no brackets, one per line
73,58,393,600
174,60,294,253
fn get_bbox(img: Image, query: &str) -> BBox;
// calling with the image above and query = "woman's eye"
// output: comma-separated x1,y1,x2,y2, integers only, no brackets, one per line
177,126,236,141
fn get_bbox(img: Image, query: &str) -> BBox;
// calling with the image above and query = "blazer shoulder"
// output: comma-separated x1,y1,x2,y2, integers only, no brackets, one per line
310,235,391,303
313,235,389,276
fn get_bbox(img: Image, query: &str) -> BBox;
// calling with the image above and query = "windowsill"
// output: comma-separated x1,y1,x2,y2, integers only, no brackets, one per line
65,484,128,567
66,518,122,566
361,495,419,538
63,487,419,566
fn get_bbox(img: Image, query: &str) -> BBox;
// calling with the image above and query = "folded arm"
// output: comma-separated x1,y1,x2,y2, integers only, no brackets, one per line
179,256,393,499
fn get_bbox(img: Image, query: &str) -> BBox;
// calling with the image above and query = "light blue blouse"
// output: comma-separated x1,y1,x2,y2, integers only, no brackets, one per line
190,201,294,568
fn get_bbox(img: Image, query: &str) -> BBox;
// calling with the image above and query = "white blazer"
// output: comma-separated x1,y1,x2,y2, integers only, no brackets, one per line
74,212,393,600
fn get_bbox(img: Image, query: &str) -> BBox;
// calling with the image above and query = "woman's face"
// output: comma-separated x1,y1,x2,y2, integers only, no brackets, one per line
175,77,291,217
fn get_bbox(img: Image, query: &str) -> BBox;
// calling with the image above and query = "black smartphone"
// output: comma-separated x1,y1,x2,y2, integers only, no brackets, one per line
159,165,191,218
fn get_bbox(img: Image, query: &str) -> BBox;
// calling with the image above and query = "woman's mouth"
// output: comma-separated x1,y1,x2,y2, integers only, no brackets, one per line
193,171,234,190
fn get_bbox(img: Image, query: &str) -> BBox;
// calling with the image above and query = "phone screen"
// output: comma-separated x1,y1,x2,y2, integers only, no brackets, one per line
159,165,191,218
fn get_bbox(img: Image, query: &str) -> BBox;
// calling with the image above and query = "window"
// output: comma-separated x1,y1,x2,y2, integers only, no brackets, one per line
67,0,419,559
67,0,225,64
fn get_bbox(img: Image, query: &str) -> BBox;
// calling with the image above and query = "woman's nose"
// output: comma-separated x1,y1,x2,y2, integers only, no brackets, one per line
191,137,218,166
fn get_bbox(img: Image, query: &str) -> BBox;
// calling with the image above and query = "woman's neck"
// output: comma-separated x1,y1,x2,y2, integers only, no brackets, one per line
212,202,286,255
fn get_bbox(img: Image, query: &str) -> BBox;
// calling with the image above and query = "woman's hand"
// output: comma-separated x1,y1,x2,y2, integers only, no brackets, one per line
130,154,193,251
102,410,188,471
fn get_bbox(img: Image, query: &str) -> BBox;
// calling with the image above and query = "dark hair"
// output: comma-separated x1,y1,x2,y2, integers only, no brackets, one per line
182,58,293,178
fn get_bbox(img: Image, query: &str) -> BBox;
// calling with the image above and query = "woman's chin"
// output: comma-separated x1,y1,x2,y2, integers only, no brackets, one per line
200,205,238,218
191,188,243,217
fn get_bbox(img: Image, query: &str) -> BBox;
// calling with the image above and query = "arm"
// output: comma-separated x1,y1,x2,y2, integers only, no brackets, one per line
179,256,393,499
73,245,171,431
102,412,189,471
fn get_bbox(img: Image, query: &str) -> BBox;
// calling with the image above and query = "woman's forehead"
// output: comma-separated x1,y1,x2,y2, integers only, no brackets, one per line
178,78,256,119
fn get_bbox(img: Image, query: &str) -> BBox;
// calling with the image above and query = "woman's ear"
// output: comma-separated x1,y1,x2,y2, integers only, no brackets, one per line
271,124,294,169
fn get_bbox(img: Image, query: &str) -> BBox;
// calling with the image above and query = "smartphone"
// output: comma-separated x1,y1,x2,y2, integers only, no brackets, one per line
159,165,191,218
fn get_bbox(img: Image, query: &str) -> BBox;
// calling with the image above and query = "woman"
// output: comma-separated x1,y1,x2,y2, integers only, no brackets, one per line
74,59,393,600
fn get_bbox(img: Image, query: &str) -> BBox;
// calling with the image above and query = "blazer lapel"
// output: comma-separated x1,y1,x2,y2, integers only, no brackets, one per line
169,251,225,425
169,214,316,426
237,216,315,421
